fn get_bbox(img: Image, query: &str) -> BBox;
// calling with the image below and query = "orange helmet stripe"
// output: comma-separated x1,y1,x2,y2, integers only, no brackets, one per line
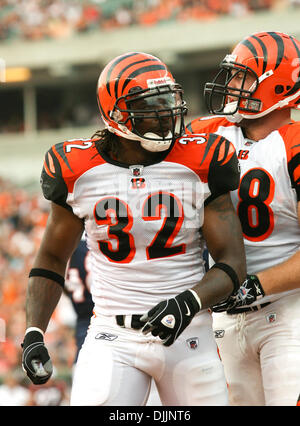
114,58,160,98
251,34,268,74
286,36,300,97
105,52,139,96
120,64,168,95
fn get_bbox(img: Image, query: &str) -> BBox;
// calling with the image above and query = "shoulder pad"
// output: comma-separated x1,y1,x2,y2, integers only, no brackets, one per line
185,116,232,135
40,139,101,209
206,134,240,201
170,133,240,194
279,122,300,200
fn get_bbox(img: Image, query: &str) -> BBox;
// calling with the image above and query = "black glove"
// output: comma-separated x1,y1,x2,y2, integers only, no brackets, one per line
212,274,265,313
140,290,201,346
21,330,53,385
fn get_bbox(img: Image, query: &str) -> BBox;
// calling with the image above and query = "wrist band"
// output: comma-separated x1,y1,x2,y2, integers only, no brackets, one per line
29,268,65,289
188,289,202,311
211,262,240,292
25,327,44,336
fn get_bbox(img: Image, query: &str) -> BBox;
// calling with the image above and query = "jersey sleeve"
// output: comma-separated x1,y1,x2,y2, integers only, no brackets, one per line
40,143,71,211
186,116,231,135
281,123,300,201
205,135,240,205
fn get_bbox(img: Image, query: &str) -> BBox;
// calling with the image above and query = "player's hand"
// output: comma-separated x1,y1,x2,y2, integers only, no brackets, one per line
140,290,201,346
21,330,53,385
211,274,265,313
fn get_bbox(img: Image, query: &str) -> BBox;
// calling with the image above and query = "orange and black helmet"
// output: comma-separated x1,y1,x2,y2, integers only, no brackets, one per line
204,31,300,120
97,52,187,151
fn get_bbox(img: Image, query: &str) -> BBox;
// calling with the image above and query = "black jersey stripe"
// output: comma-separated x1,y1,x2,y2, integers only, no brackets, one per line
55,143,74,173
216,136,231,164
200,133,220,166
45,146,63,176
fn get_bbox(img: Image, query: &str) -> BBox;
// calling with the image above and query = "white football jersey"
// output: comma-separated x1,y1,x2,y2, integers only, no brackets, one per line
188,116,300,304
41,133,239,314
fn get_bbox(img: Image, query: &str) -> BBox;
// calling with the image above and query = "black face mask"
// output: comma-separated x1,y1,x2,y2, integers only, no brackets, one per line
112,84,187,143
204,61,261,116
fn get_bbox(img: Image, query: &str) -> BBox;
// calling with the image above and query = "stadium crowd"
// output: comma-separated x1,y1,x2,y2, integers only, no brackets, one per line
0,177,76,405
0,0,294,134
0,0,291,42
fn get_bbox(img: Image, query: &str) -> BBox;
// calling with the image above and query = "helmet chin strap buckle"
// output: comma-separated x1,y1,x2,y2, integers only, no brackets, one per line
110,110,123,121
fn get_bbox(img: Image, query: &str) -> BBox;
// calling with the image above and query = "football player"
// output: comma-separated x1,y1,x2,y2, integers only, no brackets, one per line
187,31,300,406
21,52,246,406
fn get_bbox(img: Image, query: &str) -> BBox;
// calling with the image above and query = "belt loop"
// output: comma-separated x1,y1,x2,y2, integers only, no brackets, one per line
124,316,132,328
115,314,144,330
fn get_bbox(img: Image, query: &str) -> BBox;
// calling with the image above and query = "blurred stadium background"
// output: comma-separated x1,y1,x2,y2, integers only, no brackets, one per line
0,0,300,406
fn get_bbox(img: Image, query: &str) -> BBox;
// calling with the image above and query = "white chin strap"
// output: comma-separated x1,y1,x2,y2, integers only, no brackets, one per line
141,131,172,152
223,101,243,123
106,124,172,152
225,88,300,123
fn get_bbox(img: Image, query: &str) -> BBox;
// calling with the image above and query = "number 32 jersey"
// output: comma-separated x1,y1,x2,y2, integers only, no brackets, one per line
41,134,239,315
187,117,300,303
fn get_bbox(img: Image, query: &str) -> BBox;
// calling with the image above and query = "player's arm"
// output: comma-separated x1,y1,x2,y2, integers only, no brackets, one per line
22,202,84,384
193,192,246,306
26,202,84,330
212,245,300,313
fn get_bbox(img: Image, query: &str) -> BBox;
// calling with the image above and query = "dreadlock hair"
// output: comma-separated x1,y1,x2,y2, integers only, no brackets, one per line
91,128,121,157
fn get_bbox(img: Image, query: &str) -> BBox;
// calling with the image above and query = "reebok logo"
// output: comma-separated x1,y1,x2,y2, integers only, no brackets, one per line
95,332,118,341
214,329,225,338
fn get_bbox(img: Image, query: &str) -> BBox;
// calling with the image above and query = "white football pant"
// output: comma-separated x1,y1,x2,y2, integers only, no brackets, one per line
213,292,300,406
70,312,228,406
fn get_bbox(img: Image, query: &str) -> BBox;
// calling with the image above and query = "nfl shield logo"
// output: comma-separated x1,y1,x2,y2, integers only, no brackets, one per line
129,165,144,177
186,337,199,349
266,313,276,323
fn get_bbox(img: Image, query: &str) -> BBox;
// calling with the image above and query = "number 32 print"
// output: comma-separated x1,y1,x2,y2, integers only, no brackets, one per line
93,191,186,263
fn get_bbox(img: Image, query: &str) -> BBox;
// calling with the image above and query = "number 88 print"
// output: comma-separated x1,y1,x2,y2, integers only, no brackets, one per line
93,191,186,263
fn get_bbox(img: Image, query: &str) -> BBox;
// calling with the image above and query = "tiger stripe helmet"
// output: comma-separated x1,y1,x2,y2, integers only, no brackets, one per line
97,52,187,152
204,31,300,121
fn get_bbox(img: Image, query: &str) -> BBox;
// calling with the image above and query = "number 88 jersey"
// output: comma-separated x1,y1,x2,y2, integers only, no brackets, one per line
187,117,300,281
40,133,239,315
